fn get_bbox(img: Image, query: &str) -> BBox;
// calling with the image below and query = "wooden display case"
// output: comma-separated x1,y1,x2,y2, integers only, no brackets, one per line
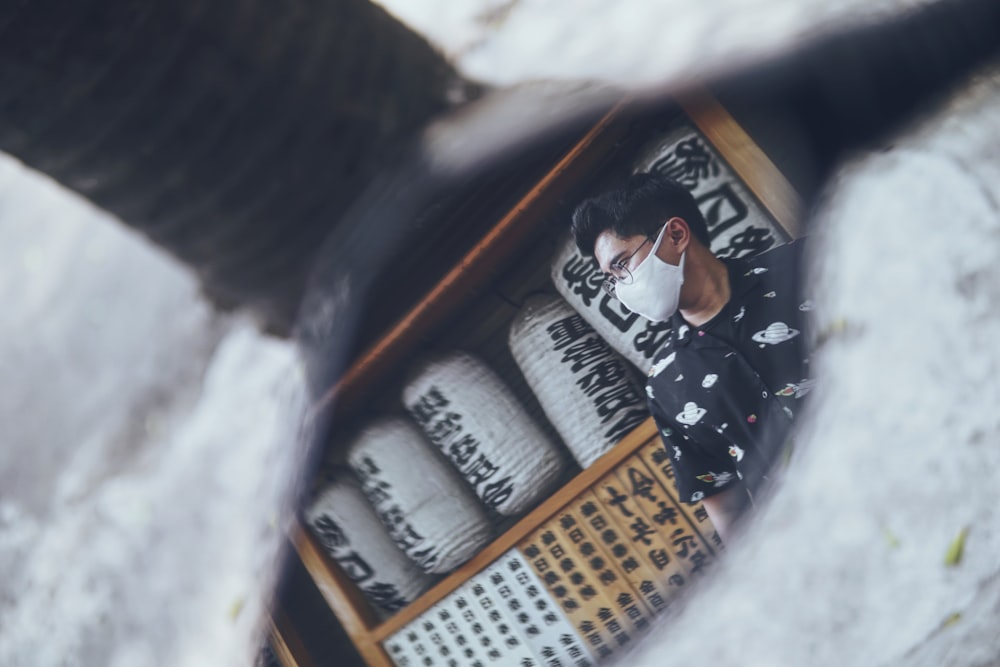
272,91,802,667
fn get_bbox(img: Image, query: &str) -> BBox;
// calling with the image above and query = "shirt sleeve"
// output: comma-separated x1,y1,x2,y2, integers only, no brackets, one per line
647,393,740,504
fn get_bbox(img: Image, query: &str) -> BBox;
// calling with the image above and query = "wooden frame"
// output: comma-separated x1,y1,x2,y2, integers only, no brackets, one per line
269,604,318,667
678,92,802,237
282,90,802,667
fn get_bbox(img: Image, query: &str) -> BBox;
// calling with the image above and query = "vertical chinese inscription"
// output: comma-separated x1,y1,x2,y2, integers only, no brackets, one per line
429,591,490,667
407,386,514,509
351,455,440,572
519,524,618,663
566,495,656,641
641,130,785,258
386,621,438,667
309,514,413,609
466,573,538,666
545,314,649,443
619,442,720,590
490,550,596,667
589,478,675,613
638,439,723,553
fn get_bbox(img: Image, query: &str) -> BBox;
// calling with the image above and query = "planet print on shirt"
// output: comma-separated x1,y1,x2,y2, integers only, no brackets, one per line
701,373,718,388
752,321,800,345
676,401,706,425
728,445,745,461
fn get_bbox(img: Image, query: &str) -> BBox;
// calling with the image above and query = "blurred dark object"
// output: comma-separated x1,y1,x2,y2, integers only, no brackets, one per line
709,0,1000,204
0,0,470,335
269,547,366,667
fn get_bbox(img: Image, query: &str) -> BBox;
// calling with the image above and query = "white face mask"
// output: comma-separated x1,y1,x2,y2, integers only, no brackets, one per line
615,225,685,322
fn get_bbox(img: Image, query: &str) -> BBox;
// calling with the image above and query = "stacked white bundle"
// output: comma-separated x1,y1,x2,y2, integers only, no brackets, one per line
508,294,649,468
402,351,568,516
346,417,493,574
630,123,788,260
304,472,433,612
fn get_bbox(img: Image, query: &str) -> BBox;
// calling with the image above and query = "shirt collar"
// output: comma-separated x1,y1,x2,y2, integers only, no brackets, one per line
670,257,759,346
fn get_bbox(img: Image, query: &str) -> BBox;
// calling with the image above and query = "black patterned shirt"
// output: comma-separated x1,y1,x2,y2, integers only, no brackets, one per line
645,239,813,503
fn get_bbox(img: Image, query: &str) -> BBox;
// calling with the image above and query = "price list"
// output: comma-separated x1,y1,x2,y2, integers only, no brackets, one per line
520,520,622,662
384,436,724,666
554,496,657,646
584,481,673,615
482,552,595,667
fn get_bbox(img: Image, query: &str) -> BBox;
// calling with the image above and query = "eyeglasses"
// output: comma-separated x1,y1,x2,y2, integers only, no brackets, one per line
601,237,651,297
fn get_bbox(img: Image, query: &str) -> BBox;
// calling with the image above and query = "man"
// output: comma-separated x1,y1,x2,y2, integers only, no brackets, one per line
571,173,813,541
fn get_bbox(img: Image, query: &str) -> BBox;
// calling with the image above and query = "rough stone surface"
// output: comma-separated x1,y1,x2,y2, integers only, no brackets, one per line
0,156,308,666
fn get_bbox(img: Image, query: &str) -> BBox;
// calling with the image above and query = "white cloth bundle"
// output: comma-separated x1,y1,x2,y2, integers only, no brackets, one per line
346,417,493,574
631,122,789,260
402,351,568,516
304,472,433,612
508,294,649,468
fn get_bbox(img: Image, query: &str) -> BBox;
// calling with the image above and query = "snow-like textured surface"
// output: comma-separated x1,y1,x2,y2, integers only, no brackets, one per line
0,156,308,666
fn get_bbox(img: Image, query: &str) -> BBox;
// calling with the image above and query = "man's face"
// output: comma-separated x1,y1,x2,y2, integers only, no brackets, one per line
593,229,655,286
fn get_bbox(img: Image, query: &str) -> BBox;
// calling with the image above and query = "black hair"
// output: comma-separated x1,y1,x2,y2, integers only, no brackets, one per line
570,172,710,256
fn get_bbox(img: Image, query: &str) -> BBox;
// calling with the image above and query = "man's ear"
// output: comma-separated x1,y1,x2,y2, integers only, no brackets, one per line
665,216,692,252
